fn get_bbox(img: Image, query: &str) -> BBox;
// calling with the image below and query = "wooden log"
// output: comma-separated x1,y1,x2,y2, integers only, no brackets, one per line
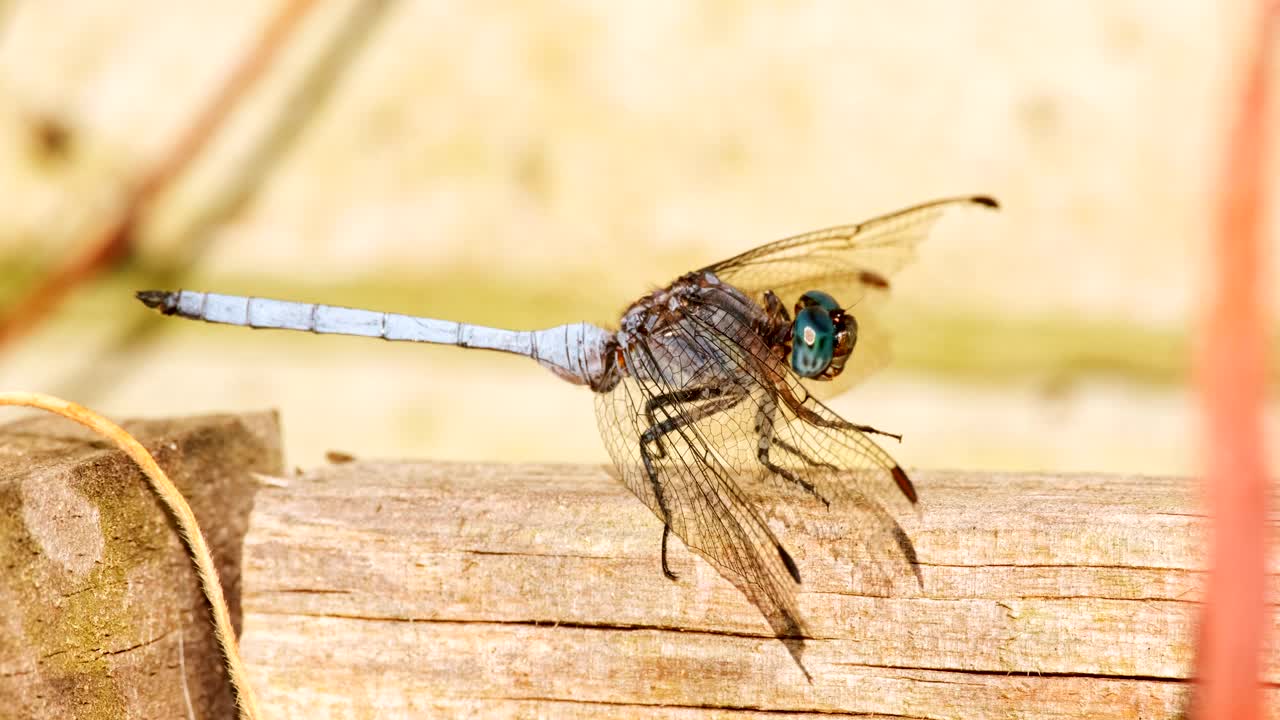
0,411,281,719
241,461,1270,719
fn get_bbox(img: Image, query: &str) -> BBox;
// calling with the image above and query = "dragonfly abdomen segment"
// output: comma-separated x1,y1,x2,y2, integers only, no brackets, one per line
137,290,616,388
139,289,473,341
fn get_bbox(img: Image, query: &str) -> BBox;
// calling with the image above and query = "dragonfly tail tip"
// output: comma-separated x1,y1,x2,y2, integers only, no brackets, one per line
972,195,1000,210
136,290,176,313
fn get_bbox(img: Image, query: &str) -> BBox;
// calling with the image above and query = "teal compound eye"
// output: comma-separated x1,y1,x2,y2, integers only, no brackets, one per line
791,306,836,378
796,290,841,314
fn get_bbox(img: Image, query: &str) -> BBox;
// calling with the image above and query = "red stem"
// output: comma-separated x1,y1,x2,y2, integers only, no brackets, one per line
1192,4,1276,718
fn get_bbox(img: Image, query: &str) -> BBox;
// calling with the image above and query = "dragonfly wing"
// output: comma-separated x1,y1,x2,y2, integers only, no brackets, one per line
594,281,923,667
668,291,923,585
703,195,996,400
595,368,809,663
703,195,996,308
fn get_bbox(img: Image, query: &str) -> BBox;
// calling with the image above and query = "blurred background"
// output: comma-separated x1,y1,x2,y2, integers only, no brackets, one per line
0,1,1275,474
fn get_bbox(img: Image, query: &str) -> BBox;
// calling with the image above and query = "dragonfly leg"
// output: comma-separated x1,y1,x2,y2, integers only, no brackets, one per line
639,419,690,581
643,385,725,459
849,423,902,442
754,392,833,507
639,391,745,581
660,524,676,581
773,437,839,474
771,378,918,503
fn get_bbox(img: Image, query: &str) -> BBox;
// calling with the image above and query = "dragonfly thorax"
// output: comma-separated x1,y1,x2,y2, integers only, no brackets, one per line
789,290,857,380
615,271,780,390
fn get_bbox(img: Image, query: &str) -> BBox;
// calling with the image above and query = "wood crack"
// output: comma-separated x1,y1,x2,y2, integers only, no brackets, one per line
454,548,615,561
832,661,1189,684
254,610,782,643
484,695,927,718
914,561,1201,572
102,628,179,657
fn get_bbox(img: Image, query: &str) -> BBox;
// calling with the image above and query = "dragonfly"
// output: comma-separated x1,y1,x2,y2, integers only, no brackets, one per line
138,194,997,674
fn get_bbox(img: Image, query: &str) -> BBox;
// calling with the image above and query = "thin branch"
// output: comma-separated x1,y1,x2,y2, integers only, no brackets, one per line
54,0,397,402
0,0,320,348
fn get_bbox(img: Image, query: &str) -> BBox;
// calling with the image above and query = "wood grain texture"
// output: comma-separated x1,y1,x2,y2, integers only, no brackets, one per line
240,461,1274,719
0,411,281,719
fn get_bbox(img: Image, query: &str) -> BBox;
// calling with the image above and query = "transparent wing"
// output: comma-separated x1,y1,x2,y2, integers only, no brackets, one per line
668,295,923,591
672,291,920,512
595,364,809,665
594,284,923,668
703,195,996,309
702,195,997,400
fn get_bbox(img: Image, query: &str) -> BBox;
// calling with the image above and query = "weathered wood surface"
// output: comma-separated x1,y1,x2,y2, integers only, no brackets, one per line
241,461,1274,719
0,411,281,719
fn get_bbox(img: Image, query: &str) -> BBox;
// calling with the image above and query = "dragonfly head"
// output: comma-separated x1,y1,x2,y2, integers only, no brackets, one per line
790,290,857,379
